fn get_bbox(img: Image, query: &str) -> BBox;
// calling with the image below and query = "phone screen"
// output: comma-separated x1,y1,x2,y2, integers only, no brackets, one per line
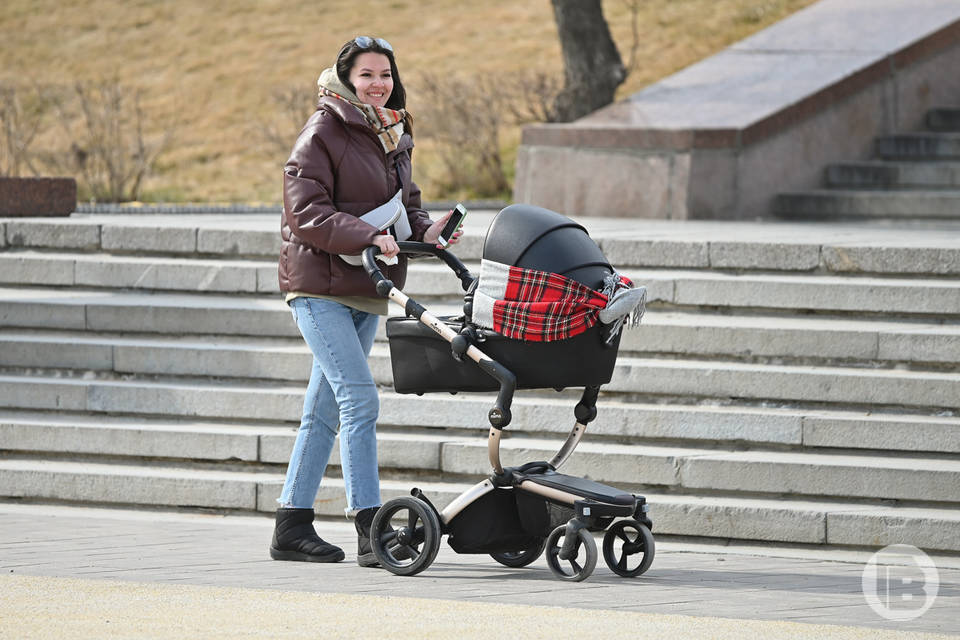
439,204,467,245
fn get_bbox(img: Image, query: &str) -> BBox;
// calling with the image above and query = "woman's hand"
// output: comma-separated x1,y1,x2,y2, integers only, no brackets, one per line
372,233,400,258
423,209,464,249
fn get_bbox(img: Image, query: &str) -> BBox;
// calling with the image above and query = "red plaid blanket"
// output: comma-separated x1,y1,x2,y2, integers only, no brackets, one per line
473,260,631,342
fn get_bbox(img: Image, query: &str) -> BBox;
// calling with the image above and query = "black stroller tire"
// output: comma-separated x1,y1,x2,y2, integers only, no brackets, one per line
545,524,597,582
602,519,655,577
370,496,442,576
490,539,546,568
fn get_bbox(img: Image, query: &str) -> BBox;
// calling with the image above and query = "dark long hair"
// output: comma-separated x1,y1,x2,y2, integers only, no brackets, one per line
335,38,407,110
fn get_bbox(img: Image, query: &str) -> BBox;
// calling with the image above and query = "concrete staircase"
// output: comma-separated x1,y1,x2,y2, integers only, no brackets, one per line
1,213,959,554
775,107,960,220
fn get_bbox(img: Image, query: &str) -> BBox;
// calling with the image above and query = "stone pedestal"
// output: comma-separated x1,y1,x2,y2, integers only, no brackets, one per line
514,0,960,219
0,177,77,217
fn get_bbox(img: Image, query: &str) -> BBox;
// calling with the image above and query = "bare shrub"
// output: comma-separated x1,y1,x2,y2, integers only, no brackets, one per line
0,84,54,177
44,80,174,202
253,84,317,161
621,0,647,76
413,69,570,198
736,0,790,24
416,72,519,198
501,71,563,125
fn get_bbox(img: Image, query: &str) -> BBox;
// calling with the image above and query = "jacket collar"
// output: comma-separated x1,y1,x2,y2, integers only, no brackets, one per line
318,95,368,127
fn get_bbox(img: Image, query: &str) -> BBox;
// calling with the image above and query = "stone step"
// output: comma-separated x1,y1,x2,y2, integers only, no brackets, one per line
598,227,960,274
823,161,960,189
0,250,470,298
0,330,311,381
0,373,306,420
0,297,462,342
0,216,488,261
644,495,960,552
0,458,275,511
0,411,282,462
439,438,960,503
378,396,960,454
1,458,957,551
0,410,717,489
773,189,960,220
1,330,955,410
927,108,960,133
0,287,300,337
0,250,281,295
3,312,958,378
0,410,459,472
7,220,960,281
875,133,960,160
4,262,960,342
5,430,959,505
637,270,960,316
629,312,960,364
1,375,957,454
603,356,960,410
6,217,960,277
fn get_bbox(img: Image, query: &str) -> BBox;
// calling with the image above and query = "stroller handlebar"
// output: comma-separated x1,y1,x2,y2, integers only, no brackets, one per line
361,242,475,295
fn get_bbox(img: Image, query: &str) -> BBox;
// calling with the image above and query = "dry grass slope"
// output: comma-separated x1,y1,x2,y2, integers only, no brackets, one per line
0,0,816,203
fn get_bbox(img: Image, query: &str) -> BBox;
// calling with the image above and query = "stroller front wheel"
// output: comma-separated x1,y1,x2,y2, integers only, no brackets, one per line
370,496,442,576
490,538,546,568
602,519,655,577
545,523,597,582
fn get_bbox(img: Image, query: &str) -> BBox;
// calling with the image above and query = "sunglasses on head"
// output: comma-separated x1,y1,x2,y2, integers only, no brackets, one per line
354,36,393,52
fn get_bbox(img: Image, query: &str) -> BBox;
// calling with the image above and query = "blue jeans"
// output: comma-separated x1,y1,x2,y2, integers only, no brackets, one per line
278,297,382,513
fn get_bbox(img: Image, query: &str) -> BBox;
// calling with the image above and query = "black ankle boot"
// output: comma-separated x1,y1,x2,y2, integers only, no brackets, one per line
270,508,344,563
355,507,380,567
355,506,412,567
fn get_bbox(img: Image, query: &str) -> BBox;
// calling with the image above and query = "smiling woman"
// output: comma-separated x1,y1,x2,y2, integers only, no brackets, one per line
272,36,462,569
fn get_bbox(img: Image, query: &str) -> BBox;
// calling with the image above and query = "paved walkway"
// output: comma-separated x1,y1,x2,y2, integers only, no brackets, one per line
1,503,957,639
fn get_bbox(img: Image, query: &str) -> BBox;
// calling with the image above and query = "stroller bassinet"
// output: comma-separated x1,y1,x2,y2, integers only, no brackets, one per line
386,204,621,393
361,204,654,582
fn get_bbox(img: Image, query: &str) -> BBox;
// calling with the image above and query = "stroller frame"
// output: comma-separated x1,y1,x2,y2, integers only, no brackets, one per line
362,241,654,582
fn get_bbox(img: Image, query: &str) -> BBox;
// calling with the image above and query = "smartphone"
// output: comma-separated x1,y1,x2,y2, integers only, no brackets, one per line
437,203,467,247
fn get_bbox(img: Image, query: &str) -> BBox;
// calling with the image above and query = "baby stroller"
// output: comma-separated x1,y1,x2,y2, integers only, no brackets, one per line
361,204,654,582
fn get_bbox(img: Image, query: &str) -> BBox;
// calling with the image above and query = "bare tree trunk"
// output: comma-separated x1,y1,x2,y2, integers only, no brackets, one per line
551,0,626,122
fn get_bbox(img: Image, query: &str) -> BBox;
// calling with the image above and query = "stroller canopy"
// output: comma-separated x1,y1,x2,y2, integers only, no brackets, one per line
481,204,613,290
473,204,629,344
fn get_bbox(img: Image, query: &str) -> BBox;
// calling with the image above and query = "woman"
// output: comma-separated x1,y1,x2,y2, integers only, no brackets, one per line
273,36,461,566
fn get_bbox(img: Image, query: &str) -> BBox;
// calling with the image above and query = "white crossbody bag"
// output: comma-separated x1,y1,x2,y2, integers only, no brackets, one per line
339,189,412,266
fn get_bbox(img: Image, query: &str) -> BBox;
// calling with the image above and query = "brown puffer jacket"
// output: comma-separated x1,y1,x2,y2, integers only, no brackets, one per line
278,96,433,297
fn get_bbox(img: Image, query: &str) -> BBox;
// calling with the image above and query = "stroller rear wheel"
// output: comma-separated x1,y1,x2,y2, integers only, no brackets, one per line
490,539,546,568
370,496,442,576
602,519,655,577
545,523,597,582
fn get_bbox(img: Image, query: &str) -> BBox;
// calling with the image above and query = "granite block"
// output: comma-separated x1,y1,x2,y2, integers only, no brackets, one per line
0,177,76,217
